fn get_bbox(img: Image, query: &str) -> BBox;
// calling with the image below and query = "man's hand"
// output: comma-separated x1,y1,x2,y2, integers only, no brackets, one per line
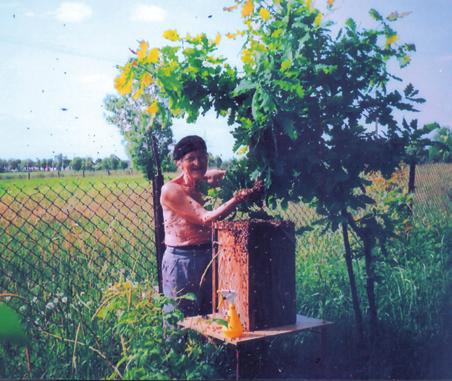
204,169,226,187
234,180,264,203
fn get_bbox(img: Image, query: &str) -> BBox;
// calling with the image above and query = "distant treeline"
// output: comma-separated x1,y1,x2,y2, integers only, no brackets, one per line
0,153,231,175
0,154,129,174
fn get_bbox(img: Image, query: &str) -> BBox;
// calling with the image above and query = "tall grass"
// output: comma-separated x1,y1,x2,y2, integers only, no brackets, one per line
1,164,451,379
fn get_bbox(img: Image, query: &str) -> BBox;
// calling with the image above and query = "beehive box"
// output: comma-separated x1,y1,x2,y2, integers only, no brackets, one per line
212,219,296,331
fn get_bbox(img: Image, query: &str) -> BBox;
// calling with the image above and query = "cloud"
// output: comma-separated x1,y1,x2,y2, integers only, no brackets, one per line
24,10,35,17
54,2,92,23
130,4,166,22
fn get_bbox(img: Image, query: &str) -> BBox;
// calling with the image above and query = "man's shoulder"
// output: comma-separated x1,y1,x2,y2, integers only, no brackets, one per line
162,181,181,192
161,180,185,200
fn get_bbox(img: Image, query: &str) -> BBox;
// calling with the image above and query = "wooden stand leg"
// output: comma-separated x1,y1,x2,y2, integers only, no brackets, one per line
235,347,240,380
320,325,328,377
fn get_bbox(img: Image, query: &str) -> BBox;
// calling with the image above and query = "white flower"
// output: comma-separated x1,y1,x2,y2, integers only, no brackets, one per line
46,302,55,310
61,297,68,304
19,305,27,312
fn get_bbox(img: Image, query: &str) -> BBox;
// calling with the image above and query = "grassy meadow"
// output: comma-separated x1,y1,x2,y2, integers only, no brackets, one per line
0,164,450,379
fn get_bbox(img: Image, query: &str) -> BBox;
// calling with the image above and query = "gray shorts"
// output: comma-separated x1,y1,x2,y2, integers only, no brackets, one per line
162,245,212,317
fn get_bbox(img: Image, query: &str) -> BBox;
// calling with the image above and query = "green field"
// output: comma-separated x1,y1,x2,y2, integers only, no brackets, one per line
0,164,450,379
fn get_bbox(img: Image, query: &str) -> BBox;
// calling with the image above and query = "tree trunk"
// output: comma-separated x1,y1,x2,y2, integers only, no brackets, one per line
341,219,364,343
408,161,416,193
347,215,379,343
363,236,378,343
150,135,165,294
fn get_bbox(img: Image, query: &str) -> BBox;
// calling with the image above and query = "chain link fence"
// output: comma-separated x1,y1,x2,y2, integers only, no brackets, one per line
412,163,452,217
0,163,449,377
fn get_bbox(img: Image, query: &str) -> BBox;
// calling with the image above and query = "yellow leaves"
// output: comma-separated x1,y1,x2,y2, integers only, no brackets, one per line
186,65,200,74
385,34,398,47
314,12,322,26
187,33,204,44
132,86,144,100
135,40,159,64
271,28,284,38
163,29,180,42
161,60,178,76
280,59,292,71
146,100,159,115
242,0,254,18
401,54,411,65
137,40,149,61
306,0,313,11
141,73,154,87
241,49,254,65
236,145,249,156
259,8,270,21
114,62,133,96
147,48,159,64
250,39,265,52
133,73,154,101
226,30,245,40
214,32,221,45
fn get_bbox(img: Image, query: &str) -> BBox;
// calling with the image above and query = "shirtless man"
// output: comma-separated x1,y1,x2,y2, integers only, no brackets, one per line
160,135,259,316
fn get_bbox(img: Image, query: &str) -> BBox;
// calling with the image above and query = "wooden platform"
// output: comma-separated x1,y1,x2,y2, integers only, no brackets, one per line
178,314,333,346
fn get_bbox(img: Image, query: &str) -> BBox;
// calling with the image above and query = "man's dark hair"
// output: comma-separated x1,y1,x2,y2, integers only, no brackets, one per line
173,135,207,161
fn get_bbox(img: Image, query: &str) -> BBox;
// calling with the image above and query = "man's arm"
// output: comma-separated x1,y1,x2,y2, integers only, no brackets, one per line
161,182,239,226
204,168,226,187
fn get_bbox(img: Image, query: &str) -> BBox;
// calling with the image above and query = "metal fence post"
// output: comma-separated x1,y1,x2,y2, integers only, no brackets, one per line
150,135,165,294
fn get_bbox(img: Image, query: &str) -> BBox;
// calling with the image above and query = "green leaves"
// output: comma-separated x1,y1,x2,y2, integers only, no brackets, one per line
345,18,357,32
280,59,292,71
251,86,275,122
369,8,384,22
0,303,28,345
232,79,256,97
95,281,217,380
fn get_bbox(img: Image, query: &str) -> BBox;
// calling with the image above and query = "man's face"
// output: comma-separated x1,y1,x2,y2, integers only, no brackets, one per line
179,149,208,181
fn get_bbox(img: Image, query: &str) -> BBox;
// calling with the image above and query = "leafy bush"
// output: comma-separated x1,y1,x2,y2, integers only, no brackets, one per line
94,280,219,380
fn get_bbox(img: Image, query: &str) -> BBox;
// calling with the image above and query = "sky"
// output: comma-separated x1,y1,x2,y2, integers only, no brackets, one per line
0,0,451,160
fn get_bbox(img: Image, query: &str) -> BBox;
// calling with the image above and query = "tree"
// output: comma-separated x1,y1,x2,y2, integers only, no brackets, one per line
113,0,431,346
119,160,129,170
428,126,452,163
102,157,112,175
94,158,103,171
104,94,174,177
0,159,6,173
35,158,42,171
8,159,21,172
71,157,83,172
45,158,53,171
84,157,95,171
54,154,68,177
109,154,121,170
